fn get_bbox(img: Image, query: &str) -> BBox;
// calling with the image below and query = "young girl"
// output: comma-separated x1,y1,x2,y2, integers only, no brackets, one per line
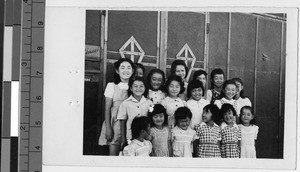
170,60,189,101
186,79,209,129
122,116,152,156
148,104,171,157
209,68,225,103
134,63,145,78
117,77,153,148
193,69,212,102
231,77,252,117
195,104,221,158
147,69,166,104
161,75,186,128
214,80,238,121
238,106,259,158
98,58,134,155
171,107,197,157
219,104,241,158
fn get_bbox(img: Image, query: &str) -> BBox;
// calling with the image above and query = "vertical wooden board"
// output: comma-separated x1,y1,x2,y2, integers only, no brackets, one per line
85,10,101,45
167,12,205,61
229,13,256,73
208,12,229,68
257,18,282,73
107,11,157,56
255,72,280,158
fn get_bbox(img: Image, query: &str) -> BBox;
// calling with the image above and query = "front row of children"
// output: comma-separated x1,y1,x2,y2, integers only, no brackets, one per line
121,103,258,158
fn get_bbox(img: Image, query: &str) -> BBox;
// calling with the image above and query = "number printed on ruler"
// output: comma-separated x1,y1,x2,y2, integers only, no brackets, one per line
20,0,45,172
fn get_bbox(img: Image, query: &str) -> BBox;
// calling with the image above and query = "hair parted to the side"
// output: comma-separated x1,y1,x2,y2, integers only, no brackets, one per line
164,74,185,95
148,104,168,127
239,105,256,125
128,76,149,97
174,107,192,126
203,104,220,122
131,116,150,139
193,69,207,80
231,77,245,98
187,79,204,99
170,59,189,78
113,58,135,84
146,68,165,91
210,68,225,89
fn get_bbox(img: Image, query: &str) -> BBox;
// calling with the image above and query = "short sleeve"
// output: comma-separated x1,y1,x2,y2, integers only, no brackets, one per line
254,125,259,140
104,82,115,98
245,98,252,107
123,145,135,156
214,100,222,109
192,130,198,141
117,101,128,120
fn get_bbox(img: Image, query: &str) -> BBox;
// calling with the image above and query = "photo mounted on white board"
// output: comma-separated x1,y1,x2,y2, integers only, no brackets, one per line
83,9,288,160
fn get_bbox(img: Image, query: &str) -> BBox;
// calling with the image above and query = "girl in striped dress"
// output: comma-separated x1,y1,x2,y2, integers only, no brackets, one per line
195,104,221,158
219,103,241,158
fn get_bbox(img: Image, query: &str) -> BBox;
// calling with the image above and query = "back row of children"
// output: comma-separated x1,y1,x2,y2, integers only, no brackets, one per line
98,58,259,158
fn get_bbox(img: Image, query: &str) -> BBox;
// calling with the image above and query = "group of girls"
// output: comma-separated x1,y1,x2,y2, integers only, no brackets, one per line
98,58,258,158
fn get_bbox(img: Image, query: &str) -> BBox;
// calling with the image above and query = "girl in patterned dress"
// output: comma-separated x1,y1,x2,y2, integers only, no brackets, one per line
238,106,259,158
195,104,221,158
147,69,166,104
214,80,238,124
148,104,171,157
170,60,189,101
98,58,134,155
232,77,252,121
208,68,225,104
161,75,186,128
123,116,152,156
220,104,241,158
171,107,197,157
193,69,212,102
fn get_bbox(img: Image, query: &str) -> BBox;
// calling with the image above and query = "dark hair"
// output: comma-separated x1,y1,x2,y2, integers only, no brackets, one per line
131,116,150,139
187,79,204,99
220,104,237,123
219,79,237,99
128,76,149,97
113,58,135,84
174,107,192,126
146,69,165,91
170,60,188,79
203,104,220,122
148,104,168,127
164,75,185,95
210,68,225,89
239,106,256,125
193,69,207,80
231,77,245,98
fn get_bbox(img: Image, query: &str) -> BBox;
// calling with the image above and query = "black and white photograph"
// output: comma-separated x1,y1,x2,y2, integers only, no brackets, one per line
83,10,286,159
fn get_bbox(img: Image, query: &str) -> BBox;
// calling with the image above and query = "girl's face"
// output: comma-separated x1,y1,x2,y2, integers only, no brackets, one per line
224,109,235,124
241,109,253,125
150,73,163,91
235,81,243,94
196,74,207,87
175,65,186,80
135,68,144,78
191,87,203,101
213,74,224,88
116,61,133,81
130,80,145,97
152,113,165,127
177,117,191,130
224,84,237,100
168,80,181,98
202,110,212,123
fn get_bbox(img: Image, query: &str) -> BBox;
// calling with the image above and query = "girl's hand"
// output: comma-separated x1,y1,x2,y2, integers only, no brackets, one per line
105,127,113,141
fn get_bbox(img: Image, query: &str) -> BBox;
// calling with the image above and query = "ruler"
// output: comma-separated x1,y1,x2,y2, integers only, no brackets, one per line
19,0,45,172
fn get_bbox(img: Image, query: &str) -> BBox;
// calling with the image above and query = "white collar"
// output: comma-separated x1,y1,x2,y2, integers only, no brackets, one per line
220,122,239,129
127,95,147,103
